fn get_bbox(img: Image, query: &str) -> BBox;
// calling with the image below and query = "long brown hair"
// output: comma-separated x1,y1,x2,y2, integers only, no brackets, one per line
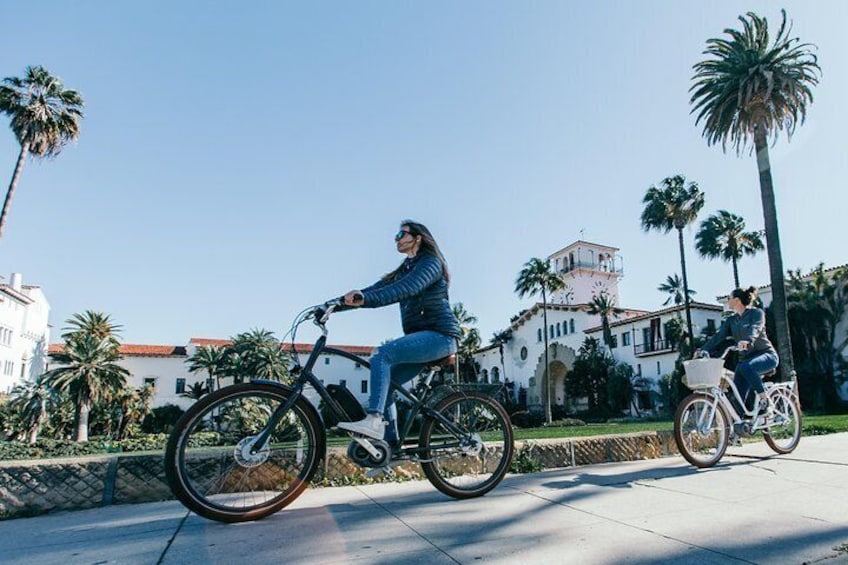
383,220,450,284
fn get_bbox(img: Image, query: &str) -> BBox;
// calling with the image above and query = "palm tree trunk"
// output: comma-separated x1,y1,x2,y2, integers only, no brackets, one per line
732,257,740,288
541,288,552,424
0,142,29,242
76,400,90,442
677,227,695,348
754,127,795,382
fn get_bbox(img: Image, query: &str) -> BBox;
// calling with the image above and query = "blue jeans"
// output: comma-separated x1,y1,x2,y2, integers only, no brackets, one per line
734,351,779,409
367,331,457,442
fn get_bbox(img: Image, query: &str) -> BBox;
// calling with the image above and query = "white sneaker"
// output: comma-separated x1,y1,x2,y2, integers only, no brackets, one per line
337,414,386,440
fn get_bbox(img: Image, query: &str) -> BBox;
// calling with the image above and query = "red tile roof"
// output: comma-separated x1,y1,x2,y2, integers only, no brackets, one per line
48,343,187,357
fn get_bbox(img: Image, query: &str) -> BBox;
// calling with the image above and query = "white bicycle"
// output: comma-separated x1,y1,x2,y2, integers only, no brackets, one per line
674,345,802,468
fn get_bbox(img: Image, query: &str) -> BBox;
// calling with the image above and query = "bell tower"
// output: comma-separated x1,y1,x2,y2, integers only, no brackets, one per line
547,241,623,305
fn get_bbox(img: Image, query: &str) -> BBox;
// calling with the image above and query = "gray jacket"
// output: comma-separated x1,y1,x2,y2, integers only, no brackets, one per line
702,307,777,360
360,253,461,339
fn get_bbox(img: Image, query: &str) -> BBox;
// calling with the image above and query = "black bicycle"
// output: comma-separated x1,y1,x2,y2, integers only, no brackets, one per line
165,300,514,522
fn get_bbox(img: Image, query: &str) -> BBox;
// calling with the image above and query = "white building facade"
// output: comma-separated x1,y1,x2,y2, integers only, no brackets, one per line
0,273,50,394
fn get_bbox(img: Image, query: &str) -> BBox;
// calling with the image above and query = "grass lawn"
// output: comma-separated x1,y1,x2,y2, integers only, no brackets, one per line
512,413,848,441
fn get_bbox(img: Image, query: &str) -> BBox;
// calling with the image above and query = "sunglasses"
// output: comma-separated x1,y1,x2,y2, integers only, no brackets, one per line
395,229,414,241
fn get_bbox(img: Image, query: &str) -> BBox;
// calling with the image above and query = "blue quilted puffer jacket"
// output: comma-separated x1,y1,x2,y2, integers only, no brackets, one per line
361,253,461,339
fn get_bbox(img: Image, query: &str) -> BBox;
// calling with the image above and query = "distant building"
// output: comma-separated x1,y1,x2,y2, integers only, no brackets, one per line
0,273,50,393
47,338,375,409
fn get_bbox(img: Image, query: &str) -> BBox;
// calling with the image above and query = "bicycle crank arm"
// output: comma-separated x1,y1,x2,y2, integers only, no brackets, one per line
350,435,382,459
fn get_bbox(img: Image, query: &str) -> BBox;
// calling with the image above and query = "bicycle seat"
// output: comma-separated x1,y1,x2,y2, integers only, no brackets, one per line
427,354,456,370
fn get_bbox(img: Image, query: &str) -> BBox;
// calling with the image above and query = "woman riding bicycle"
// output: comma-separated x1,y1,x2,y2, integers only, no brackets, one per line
696,286,778,415
337,220,461,443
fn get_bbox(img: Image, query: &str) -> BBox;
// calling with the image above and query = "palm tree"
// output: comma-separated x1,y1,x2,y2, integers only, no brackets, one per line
8,376,57,443
42,334,129,442
452,303,480,381
515,257,564,424
641,175,705,347
696,210,764,288
0,66,84,242
490,329,513,383
658,274,697,307
221,329,288,383
187,345,225,391
690,10,820,380
61,311,122,345
452,302,478,329
587,291,624,349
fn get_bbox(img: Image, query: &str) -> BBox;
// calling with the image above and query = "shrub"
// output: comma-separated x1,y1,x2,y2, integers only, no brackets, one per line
510,443,543,474
142,404,185,434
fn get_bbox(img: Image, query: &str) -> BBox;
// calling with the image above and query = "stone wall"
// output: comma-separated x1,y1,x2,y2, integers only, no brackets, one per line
0,431,679,520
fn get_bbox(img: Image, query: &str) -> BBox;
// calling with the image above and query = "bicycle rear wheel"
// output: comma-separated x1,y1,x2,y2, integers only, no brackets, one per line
164,382,325,522
419,391,514,499
674,393,730,468
763,389,802,454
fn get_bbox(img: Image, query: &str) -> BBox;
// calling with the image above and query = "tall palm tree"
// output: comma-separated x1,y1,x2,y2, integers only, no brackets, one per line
187,344,225,391
61,311,122,345
42,334,129,442
641,175,705,347
690,10,820,381
0,66,84,242
658,274,697,307
696,210,764,288
9,376,57,443
490,329,513,384
221,329,288,383
587,291,624,349
452,303,480,381
515,257,564,424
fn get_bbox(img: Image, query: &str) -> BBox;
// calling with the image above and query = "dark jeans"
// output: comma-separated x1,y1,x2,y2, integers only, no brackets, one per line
734,351,779,410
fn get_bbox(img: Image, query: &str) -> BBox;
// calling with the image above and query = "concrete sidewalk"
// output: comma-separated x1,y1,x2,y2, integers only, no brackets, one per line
2,433,847,565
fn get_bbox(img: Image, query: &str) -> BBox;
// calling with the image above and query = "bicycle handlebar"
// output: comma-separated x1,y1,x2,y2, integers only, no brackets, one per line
694,344,739,360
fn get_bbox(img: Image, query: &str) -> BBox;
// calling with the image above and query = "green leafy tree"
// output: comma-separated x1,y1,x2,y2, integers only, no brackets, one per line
452,302,480,381
690,10,820,381
641,175,705,346
187,344,225,391
8,376,58,443
696,210,764,288
42,334,129,442
515,257,565,424
588,291,624,349
220,329,289,384
658,274,697,307
0,66,84,242
565,337,616,417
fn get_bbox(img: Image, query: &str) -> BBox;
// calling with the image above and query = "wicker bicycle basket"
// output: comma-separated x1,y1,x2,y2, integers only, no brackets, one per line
682,358,725,390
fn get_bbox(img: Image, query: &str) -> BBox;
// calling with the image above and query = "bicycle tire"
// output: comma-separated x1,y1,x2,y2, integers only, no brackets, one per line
164,382,325,523
674,392,730,468
763,389,802,454
419,391,514,499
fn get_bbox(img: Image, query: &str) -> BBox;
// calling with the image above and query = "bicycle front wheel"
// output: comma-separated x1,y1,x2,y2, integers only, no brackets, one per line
164,382,325,523
419,391,514,499
674,393,730,468
763,389,802,454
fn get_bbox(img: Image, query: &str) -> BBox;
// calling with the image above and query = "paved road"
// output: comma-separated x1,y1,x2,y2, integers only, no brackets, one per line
3,433,847,564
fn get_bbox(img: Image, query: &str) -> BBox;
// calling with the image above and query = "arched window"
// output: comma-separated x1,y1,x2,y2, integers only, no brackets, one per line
537,328,542,342
481,369,489,383
556,323,561,337
492,367,500,383
570,319,575,333
550,325,555,339
569,253,575,269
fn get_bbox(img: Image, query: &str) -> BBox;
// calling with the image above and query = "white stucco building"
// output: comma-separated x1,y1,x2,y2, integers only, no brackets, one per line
0,273,51,394
473,241,725,415
47,338,374,410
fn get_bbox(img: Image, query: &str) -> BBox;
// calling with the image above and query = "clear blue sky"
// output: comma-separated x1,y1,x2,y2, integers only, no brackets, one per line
1,1,845,348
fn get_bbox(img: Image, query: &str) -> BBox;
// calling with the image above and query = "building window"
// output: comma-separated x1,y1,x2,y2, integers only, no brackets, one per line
706,319,717,335
537,328,542,342
637,364,642,376
656,361,662,375
482,369,489,382
492,367,500,382
355,362,362,369
361,380,368,394
550,325,555,339
556,323,561,337
175,378,186,394
324,357,330,365
610,334,618,348
622,332,631,346
570,319,575,333
144,377,156,389
520,346,528,361
339,379,347,388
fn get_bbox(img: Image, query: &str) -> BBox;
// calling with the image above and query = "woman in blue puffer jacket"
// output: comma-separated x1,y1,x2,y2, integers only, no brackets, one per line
337,220,461,442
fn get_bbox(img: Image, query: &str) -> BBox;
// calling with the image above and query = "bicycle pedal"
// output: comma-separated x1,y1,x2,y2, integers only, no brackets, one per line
364,465,395,479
